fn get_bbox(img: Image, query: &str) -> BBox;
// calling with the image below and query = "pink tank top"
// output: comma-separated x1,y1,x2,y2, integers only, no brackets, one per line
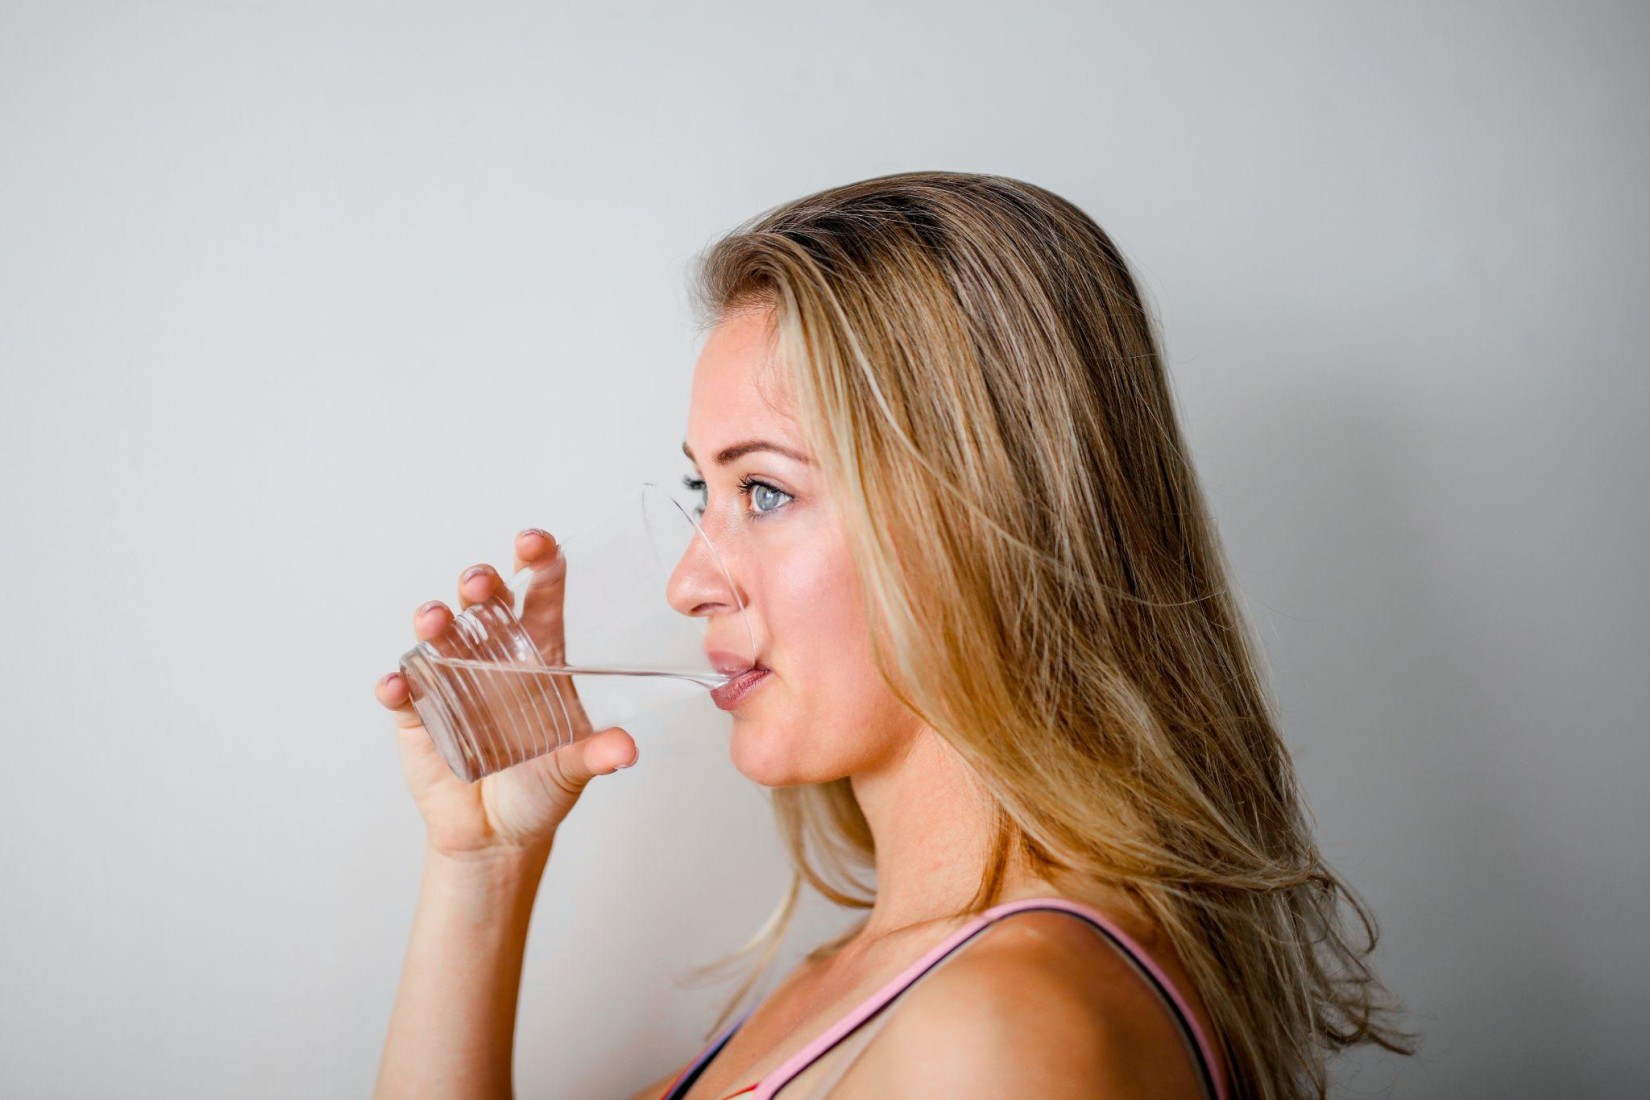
659,895,1227,1100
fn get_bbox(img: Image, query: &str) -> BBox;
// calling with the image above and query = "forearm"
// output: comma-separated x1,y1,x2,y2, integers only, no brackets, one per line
374,840,551,1100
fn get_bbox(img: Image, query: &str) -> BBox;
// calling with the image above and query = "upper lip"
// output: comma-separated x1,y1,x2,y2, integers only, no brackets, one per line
706,648,765,676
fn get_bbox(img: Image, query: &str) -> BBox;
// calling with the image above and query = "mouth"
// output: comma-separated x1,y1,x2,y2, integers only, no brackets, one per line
709,666,771,710
705,648,766,677
705,648,771,711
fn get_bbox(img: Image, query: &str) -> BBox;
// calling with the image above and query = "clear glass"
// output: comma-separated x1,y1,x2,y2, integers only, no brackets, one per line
397,481,752,782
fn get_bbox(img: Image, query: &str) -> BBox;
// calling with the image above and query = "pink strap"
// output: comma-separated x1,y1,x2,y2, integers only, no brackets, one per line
751,896,1226,1100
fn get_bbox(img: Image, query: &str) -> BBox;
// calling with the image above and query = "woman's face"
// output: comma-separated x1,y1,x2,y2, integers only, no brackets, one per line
669,308,923,786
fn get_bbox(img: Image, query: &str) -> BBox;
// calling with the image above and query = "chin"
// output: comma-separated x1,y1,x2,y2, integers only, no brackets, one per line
728,719,844,788
728,728,807,787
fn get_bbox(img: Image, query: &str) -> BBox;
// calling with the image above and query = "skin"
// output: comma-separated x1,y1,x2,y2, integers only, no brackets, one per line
371,307,1216,1100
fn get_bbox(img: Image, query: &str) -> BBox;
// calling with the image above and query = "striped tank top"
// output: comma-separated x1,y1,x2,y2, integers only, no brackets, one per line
658,896,1227,1100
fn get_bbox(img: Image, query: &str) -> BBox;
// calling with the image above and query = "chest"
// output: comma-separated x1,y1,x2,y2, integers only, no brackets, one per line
675,1006,835,1098
677,964,893,1100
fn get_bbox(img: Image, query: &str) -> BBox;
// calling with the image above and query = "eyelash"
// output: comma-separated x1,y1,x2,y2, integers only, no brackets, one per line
682,473,793,519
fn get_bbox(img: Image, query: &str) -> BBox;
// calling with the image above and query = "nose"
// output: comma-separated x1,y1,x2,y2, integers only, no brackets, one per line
666,525,746,622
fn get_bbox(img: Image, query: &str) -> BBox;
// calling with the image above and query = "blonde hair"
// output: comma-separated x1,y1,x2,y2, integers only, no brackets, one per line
680,170,1413,1098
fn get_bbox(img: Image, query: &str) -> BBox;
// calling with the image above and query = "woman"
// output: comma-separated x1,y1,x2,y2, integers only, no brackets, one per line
372,171,1411,1099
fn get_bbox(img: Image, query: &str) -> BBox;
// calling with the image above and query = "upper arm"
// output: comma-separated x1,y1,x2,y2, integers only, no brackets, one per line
827,913,1205,1099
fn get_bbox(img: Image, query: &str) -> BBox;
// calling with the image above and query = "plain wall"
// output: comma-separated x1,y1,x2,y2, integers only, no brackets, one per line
1,2,1645,1096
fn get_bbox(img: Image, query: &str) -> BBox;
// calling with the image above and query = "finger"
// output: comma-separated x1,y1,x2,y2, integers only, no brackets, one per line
374,671,426,730
456,528,558,612
514,527,558,575
457,562,506,611
535,726,639,796
376,671,463,794
413,599,454,640
514,533,570,666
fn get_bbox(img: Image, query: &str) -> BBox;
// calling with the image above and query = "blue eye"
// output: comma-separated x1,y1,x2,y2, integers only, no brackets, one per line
684,472,793,518
743,477,793,516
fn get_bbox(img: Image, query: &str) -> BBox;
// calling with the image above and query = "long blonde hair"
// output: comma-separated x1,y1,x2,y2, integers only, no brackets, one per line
679,170,1413,1098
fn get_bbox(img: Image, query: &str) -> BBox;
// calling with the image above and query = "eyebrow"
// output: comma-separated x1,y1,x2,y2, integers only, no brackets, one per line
682,439,812,466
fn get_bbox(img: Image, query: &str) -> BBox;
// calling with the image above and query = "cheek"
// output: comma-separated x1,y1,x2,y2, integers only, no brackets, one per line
766,532,873,694
734,536,917,781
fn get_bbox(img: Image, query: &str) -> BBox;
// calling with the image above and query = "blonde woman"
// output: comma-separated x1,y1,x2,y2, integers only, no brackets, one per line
372,171,1412,1099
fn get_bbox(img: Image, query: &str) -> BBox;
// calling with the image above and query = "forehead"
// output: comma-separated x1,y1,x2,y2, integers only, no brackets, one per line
686,309,802,450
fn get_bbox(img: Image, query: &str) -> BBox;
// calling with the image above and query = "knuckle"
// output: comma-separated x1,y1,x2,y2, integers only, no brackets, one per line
542,752,584,800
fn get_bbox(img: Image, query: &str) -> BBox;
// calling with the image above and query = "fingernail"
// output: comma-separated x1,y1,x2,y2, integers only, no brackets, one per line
614,754,638,770
418,600,443,615
520,527,549,542
461,565,488,582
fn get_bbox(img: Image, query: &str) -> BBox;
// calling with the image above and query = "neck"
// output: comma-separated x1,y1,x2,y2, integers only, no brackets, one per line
849,726,1048,941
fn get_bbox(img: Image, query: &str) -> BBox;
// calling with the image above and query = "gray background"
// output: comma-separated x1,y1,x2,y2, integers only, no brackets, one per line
1,2,1645,1097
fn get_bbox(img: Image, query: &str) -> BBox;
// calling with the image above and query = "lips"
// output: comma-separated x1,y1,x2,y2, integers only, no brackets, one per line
705,647,770,711
705,649,760,677
710,666,771,711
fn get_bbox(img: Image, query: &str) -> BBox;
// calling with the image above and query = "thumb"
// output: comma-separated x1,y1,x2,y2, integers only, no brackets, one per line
538,726,639,795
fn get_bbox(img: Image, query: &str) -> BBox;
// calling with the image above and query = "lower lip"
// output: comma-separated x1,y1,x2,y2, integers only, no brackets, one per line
711,668,771,711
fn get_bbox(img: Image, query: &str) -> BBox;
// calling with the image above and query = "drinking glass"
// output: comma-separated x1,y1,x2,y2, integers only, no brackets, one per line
397,482,752,782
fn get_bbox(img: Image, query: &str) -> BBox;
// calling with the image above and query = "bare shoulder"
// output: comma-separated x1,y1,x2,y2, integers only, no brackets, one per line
623,1064,683,1100
831,910,1207,1099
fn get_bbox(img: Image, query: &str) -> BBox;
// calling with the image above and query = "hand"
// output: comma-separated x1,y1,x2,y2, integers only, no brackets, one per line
374,529,639,860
